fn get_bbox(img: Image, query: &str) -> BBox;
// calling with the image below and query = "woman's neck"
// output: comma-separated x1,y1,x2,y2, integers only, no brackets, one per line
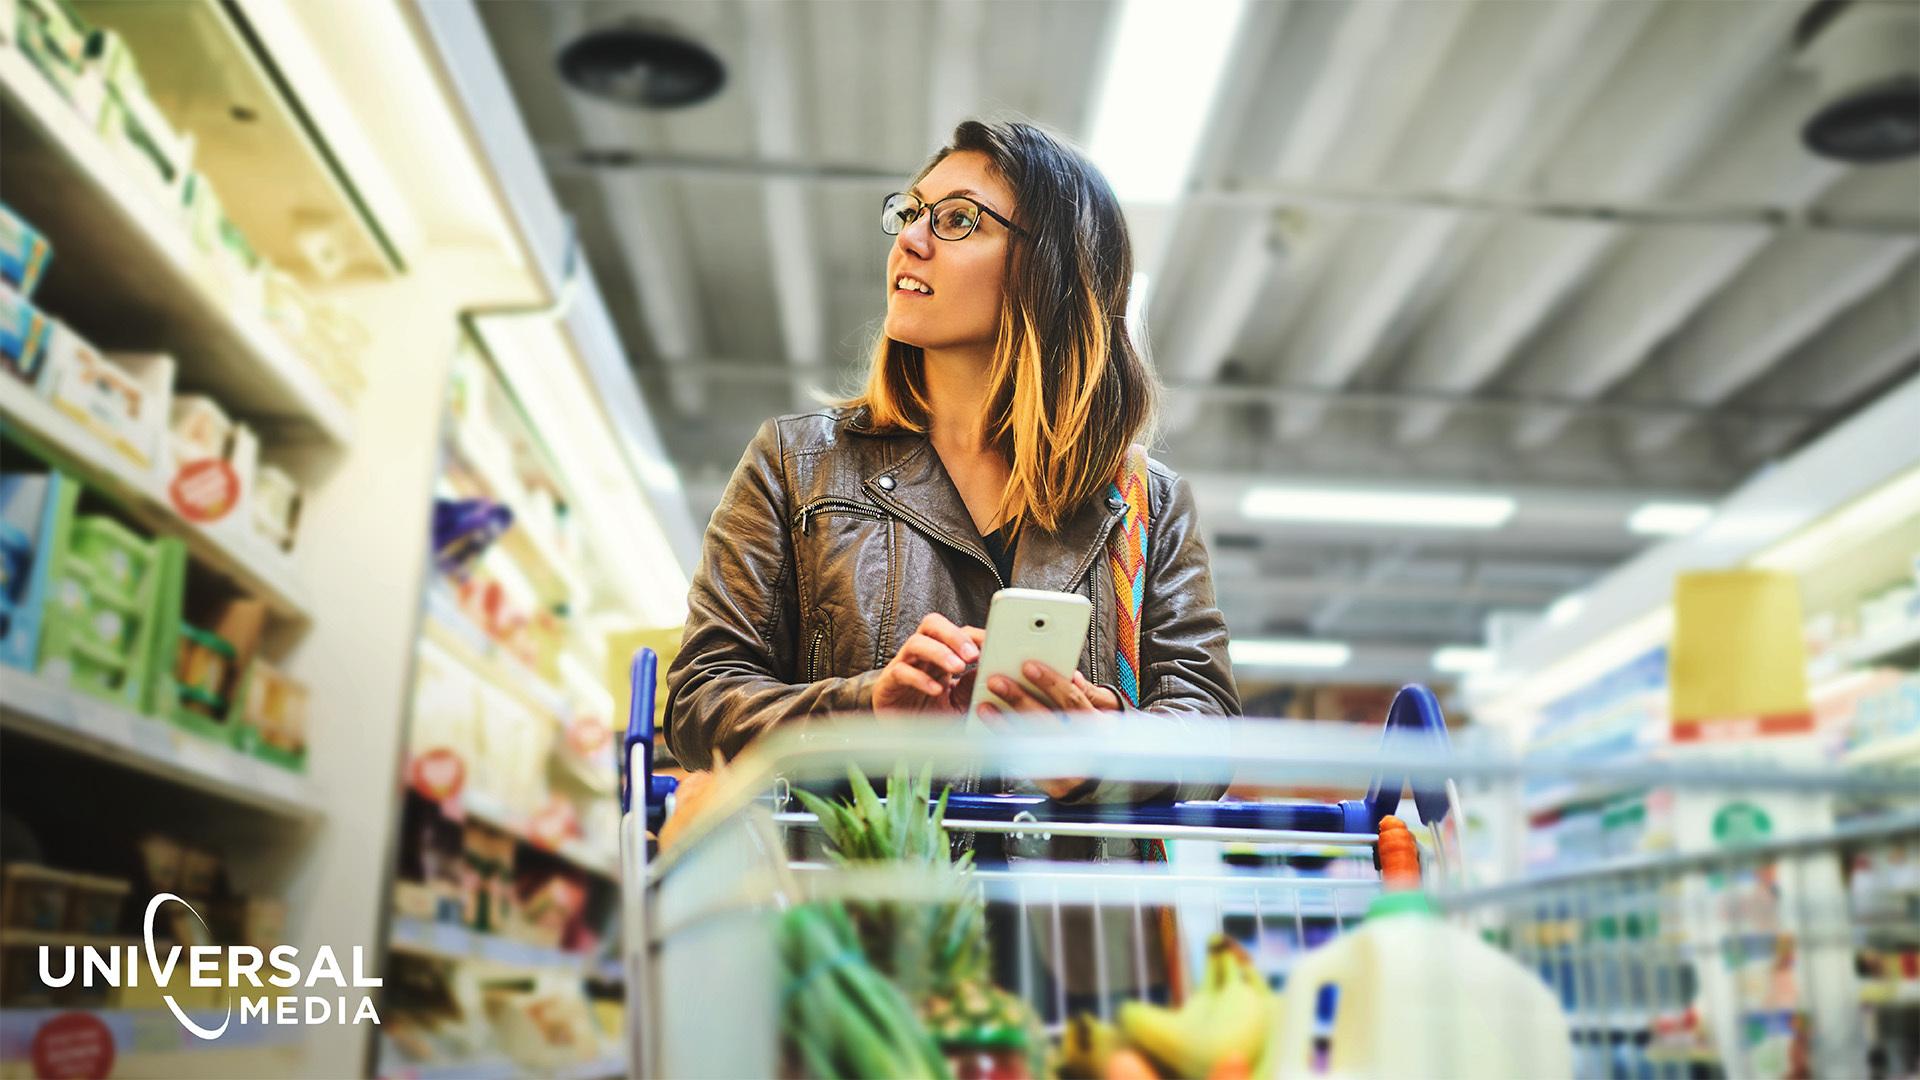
921,343,997,455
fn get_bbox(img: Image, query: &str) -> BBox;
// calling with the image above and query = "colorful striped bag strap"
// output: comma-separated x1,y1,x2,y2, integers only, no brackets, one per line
1104,444,1151,707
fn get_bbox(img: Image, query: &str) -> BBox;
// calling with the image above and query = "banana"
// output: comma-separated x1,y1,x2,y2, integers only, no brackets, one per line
1062,1013,1125,1079
1118,936,1278,1078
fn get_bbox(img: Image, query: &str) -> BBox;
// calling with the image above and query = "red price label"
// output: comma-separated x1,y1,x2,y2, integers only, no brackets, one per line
409,747,467,802
30,1012,115,1079
169,459,241,523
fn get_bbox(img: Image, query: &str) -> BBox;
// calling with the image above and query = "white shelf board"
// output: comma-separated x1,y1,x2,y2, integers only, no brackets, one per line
1844,730,1920,768
1840,616,1920,670
0,667,320,820
0,48,353,444
444,435,585,608
421,591,568,721
0,1007,305,1058
456,790,619,881
379,1053,623,1080
387,917,616,980
1,376,311,619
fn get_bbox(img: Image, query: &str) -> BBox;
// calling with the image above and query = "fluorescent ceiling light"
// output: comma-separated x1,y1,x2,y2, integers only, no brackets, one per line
1087,0,1247,203
1230,638,1352,669
1239,486,1518,529
1753,463,1920,573
1628,501,1715,536
1546,593,1586,625
1431,646,1495,675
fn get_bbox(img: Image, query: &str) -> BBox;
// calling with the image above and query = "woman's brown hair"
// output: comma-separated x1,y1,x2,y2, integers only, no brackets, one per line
845,118,1158,537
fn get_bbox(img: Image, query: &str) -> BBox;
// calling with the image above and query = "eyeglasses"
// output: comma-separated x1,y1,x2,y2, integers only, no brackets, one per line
881,191,1024,242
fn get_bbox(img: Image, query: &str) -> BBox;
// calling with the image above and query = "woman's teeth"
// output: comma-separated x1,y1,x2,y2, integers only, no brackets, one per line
896,277,931,294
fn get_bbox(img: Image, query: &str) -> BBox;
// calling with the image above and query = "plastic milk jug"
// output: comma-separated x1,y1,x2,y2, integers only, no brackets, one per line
1272,891,1572,1078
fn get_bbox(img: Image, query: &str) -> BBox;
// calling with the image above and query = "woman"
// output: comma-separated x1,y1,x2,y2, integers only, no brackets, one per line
664,119,1239,802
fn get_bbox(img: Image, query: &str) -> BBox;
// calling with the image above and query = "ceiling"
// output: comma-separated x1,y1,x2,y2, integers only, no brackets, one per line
476,0,1920,686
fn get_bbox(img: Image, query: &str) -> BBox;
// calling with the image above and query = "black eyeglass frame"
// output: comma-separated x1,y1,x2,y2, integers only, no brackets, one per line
880,191,1027,241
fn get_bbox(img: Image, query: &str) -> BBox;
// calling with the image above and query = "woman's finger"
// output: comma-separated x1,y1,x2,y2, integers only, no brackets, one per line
889,662,946,698
1071,672,1123,711
1023,661,1089,711
988,675,1051,714
975,702,1010,731
915,613,981,664
900,634,966,675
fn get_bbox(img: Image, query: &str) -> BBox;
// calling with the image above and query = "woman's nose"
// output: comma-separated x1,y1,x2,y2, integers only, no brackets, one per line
894,210,934,258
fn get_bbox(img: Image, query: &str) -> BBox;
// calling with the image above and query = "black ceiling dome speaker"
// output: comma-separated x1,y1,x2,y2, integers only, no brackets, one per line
558,22,725,110
1793,0,1919,163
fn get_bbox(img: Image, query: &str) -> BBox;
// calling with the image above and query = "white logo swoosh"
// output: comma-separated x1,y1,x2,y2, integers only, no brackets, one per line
144,893,230,1040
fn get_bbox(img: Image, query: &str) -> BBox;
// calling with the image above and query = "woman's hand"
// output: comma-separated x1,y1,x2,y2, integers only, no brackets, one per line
872,613,986,715
976,662,1123,799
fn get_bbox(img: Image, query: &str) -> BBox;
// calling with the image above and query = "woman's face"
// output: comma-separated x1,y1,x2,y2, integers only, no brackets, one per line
884,150,1017,355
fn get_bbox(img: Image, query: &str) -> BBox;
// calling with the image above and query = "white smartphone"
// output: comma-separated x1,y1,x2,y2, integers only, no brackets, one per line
967,588,1093,723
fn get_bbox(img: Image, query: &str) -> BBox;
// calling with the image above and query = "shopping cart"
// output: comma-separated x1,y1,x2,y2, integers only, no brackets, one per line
617,648,1920,1079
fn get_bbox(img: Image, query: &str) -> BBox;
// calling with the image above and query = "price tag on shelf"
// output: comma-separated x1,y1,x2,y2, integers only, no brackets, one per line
175,735,231,782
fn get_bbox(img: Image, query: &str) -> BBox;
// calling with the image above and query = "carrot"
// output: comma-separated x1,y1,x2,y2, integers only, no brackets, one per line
1106,1048,1160,1080
1208,1052,1252,1080
1377,815,1421,887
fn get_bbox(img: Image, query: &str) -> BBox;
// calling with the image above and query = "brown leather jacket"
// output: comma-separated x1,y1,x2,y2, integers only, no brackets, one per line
664,406,1240,801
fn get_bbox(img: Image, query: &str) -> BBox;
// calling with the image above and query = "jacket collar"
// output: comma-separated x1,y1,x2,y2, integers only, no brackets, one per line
863,435,1125,592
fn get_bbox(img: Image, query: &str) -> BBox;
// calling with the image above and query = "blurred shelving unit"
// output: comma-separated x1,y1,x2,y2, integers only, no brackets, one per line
0,0,685,1077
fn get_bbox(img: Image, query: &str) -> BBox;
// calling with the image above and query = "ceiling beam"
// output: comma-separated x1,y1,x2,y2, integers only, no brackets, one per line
1383,1,1807,445
1151,0,1425,435
744,1,825,410
1739,256,1920,459
1628,230,1919,453
1272,0,1646,440
1505,77,1848,449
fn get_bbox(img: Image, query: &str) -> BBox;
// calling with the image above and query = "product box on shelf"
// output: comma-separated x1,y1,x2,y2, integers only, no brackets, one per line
145,569,267,744
40,329,171,472
0,281,50,385
237,657,307,771
87,29,195,206
16,0,102,123
0,469,69,671
36,515,174,712
182,172,264,314
0,203,52,298
251,461,300,552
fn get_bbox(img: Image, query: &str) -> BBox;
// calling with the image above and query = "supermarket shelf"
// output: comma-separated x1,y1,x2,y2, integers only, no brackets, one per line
381,1053,624,1080
0,376,311,620
421,591,569,721
1840,616,1920,670
1845,731,1920,767
0,48,354,445
1861,978,1920,1006
456,791,619,881
387,917,616,980
444,437,585,608
0,1007,305,1059
0,667,320,821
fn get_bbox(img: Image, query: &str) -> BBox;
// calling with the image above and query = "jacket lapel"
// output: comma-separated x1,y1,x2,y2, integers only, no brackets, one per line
863,437,998,574
1013,494,1126,594
852,408,1127,593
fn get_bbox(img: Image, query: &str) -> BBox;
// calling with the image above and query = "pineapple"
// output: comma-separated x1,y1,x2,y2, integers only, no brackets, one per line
796,766,1046,1077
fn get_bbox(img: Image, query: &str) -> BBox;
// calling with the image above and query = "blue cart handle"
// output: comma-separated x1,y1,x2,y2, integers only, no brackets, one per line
622,648,676,829
1361,684,1452,831
944,684,1451,836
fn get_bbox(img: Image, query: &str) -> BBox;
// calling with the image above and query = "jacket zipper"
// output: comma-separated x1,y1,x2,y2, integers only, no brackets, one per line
796,497,887,536
870,497,1006,589
805,625,828,682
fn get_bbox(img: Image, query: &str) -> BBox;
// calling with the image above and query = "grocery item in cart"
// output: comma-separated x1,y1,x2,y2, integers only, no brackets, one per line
1271,889,1572,1077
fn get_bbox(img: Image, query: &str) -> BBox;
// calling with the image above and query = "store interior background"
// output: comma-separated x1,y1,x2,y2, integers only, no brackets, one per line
0,0,1913,1078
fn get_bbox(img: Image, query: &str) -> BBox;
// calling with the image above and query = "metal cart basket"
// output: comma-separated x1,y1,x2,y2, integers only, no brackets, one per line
618,649,1920,1079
